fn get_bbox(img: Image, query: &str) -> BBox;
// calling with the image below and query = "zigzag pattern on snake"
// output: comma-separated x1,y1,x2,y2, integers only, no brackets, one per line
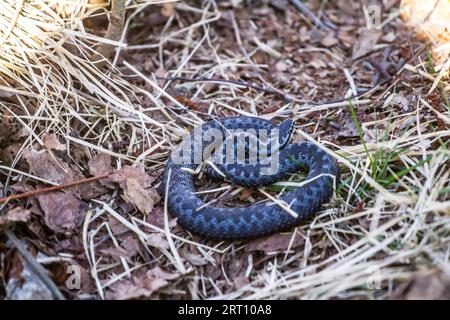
163,116,339,240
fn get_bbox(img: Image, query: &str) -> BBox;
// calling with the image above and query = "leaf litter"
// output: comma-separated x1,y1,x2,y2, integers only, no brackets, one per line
0,0,449,300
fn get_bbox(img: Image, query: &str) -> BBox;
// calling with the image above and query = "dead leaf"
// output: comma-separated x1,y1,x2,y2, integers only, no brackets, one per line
182,247,208,266
124,178,156,215
99,246,129,261
88,153,112,176
385,93,410,112
121,235,141,259
161,3,175,17
146,206,177,229
233,276,250,289
106,267,180,300
0,207,31,226
336,116,359,138
111,166,160,215
352,28,381,59
321,33,339,47
42,133,66,151
37,191,86,233
22,148,84,186
106,218,129,237
146,233,169,250
390,270,450,300
246,233,304,253
22,148,105,200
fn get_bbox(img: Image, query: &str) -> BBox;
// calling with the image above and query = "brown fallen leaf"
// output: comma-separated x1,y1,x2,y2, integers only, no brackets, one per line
0,206,31,226
107,215,130,235
42,133,66,151
233,276,250,290
99,246,130,261
146,206,177,229
183,252,208,267
88,153,113,176
146,232,170,250
37,191,86,233
106,267,180,300
321,32,339,47
120,235,141,261
246,233,304,253
22,148,84,186
352,28,381,60
111,166,160,215
336,116,359,138
390,270,450,300
22,148,110,200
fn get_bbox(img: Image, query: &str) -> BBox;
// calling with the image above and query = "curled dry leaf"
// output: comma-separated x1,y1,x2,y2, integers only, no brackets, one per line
111,166,160,215
146,206,177,229
37,191,86,233
391,270,450,300
146,232,170,250
106,267,180,300
88,153,113,176
183,251,209,267
0,206,31,226
88,152,114,189
352,28,381,60
22,148,84,186
233,275,250,290
321,33,339,47
121,235,141,257
99,247,130,261
42,133,66,151
245,233,305,253
22,148,109,199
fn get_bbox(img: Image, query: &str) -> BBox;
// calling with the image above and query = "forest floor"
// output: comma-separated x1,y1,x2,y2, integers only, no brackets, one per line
0,0,449,299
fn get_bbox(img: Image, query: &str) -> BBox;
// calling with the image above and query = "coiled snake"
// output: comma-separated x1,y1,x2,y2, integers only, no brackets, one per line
163,117,339,240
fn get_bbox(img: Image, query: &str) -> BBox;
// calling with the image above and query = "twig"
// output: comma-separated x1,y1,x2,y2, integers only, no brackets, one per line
0,173,110,204
156,76,284,97
4,228,66,300
157,75,377,105
98,0,126,60
163,168,187,273
289,0,337,30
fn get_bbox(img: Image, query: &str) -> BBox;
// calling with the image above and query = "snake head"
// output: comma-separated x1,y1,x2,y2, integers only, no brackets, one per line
278,119,295,147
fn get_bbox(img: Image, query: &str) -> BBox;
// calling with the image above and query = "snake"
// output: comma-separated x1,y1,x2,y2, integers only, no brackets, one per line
163,116,339,240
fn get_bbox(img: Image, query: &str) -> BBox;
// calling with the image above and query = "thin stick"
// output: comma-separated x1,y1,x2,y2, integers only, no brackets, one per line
156,76,283,97
4,228,66,300
0,173,110,204
163,168,187,273
98,0,126,60
289,0,337,30
156,75,376,104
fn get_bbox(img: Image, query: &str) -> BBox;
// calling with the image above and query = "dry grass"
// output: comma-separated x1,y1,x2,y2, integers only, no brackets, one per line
0,0,449,300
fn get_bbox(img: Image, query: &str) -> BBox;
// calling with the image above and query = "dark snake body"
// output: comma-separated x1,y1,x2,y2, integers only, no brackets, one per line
163,117,339,240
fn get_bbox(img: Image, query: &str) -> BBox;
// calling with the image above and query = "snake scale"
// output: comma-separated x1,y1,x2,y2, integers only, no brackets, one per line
163,117,339,240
